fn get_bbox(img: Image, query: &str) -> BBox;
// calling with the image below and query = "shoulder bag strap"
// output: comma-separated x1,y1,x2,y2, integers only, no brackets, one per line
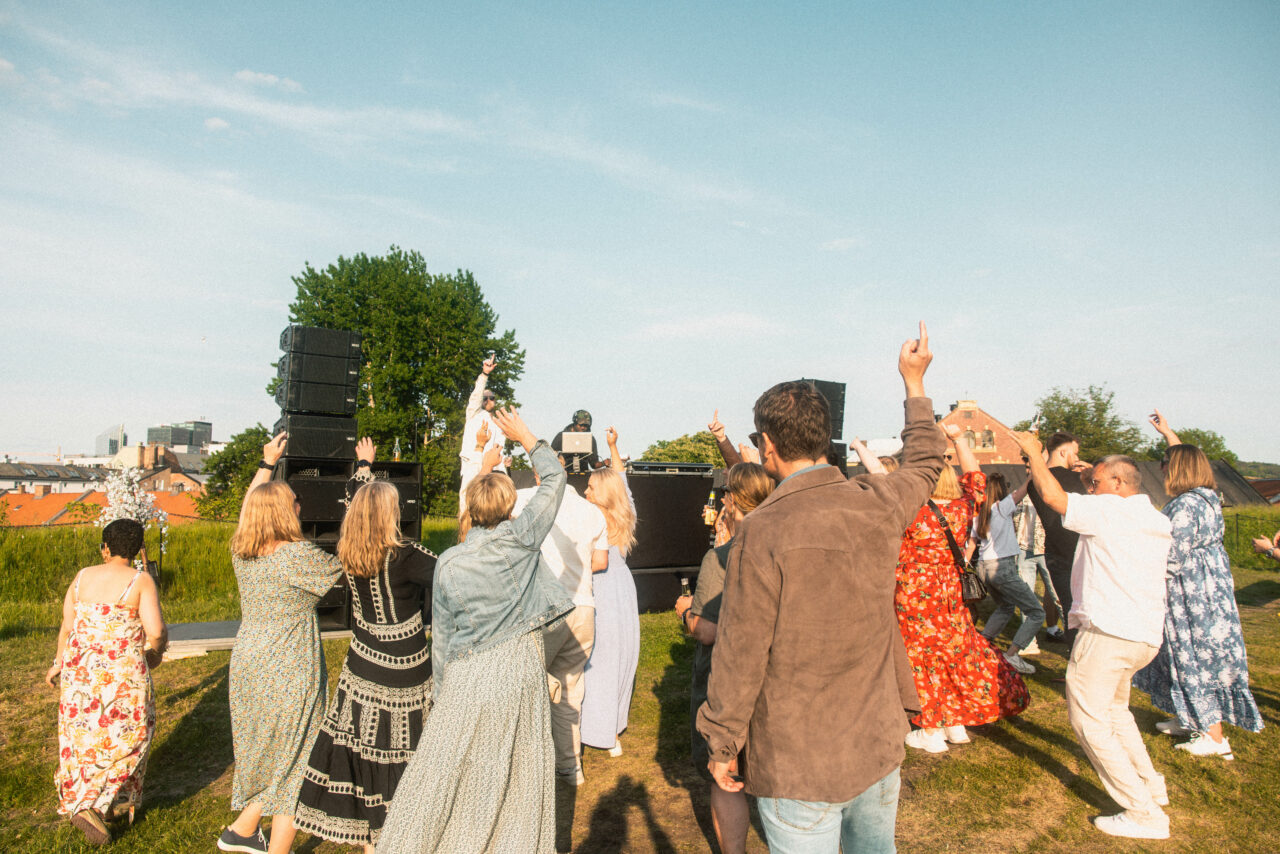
927,500,967,570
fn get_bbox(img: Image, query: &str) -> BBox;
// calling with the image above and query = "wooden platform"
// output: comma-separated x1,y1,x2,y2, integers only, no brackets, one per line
167,620,352,658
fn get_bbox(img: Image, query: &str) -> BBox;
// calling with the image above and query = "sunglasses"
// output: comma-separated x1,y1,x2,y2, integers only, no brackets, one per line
748,431,762,449
482,393,496,401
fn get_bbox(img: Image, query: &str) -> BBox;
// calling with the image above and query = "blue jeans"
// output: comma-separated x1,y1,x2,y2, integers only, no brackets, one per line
976,555,1045,651
756,766,900,854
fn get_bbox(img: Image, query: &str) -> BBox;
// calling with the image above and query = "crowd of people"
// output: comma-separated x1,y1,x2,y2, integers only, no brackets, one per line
44,325,1269,851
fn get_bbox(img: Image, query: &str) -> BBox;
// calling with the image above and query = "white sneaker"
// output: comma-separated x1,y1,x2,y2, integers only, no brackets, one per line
1021,639,1041,656
1003,651,1036,675
1156,719,1192,737
1148,773,1169,807
608,742,623,758
1094,811,1170,840
556,765,585,786
943,725,970,744
1176,732,1233,760
905,727,948,753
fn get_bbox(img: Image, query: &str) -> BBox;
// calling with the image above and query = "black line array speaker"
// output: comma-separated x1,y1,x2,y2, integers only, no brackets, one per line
278,352,360,386
273,414,358,460
802,378,847,440
274,380,359,415
280,325,363,358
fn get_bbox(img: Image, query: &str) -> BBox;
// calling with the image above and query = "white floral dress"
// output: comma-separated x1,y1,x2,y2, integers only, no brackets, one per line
55,569,155,819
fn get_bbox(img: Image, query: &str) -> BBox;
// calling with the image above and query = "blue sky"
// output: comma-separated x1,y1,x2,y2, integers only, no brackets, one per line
3,1,1278,463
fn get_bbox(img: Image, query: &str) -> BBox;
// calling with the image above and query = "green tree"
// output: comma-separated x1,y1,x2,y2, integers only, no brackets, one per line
195,425,271,521
287,247,524,515
1012,385,1143,461
1143,428,1240,466
640,431,725,465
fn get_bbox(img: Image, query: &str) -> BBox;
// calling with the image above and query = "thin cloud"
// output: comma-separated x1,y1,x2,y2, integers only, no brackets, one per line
234,68,303,92
628,311,785,341
0,56,15,74
821,236,864,252
204,116,229,131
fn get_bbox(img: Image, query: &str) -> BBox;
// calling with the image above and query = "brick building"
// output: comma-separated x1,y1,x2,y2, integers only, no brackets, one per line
937,400,1024,465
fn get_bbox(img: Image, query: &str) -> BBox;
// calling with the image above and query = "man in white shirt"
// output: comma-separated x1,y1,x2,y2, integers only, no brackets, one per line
513,476,609,785
1014,433,1173,841
458,357,506,510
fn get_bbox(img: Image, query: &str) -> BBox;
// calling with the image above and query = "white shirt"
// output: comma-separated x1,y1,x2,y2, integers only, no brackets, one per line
974,495,1020,562
1063,492,1172,646
513,486,608,608
459,372,506,469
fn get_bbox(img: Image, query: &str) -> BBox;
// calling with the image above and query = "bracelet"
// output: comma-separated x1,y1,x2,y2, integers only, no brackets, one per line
258,460,276,471
355,460,372,469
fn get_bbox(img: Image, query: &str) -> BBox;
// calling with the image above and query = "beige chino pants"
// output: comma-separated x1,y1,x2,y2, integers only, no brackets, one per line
1066,625,1165,819
542,606,595,773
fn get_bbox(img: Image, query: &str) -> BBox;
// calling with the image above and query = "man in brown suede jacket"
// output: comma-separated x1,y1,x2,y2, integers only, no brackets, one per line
696,323,945,853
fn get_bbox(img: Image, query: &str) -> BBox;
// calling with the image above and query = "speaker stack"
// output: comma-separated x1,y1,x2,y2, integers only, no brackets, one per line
802,378,848,475
272,325,423,630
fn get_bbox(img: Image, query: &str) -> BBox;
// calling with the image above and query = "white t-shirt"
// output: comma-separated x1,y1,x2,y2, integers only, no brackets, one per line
973,495,1020,562
513,486,608,608
1063,492,1172,646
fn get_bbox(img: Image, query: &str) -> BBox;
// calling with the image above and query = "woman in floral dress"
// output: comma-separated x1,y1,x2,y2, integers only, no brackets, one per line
896,425,1029,754
1134,439,1263,759
220,433,343,854
47,518,167,845
296,441,436,853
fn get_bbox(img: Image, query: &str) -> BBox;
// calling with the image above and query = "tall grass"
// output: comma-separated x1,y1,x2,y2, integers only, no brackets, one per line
1224,505,1280,571
0,517,461,636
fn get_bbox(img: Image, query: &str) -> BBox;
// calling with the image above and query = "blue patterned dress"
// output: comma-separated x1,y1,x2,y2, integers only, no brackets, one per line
1134,487,1263,734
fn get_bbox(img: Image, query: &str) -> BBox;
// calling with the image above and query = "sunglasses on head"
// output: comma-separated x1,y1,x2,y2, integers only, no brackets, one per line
748,432,762,449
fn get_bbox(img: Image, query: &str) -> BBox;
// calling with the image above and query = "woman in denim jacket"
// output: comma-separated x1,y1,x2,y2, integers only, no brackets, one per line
378,408,573,854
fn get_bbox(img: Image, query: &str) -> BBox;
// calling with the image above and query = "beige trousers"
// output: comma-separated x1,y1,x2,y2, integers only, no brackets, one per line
542,606,595,773
1066,626,1164,817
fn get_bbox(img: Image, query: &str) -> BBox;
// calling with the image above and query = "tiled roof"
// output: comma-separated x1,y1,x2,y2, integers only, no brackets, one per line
1,490,202,526
0,461,109,481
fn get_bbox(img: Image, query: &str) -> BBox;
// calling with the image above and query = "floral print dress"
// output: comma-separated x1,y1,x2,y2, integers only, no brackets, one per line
56,569,155,819
894,471,1029,728
1134,487,1263,733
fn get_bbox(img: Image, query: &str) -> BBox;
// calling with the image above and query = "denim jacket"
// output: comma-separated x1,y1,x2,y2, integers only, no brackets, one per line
430,440,573,689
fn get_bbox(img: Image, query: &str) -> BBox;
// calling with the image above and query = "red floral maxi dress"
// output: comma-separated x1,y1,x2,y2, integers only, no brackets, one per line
894,471,1029,728
55,570,155,820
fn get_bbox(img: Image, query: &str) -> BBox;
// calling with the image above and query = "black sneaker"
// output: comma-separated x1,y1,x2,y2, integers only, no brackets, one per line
217,826,268,853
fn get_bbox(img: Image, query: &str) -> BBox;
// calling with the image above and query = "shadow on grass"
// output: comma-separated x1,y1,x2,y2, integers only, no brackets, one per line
1250,685,1280,725
577,775,676,854
143,664,233,811
1236,578,1280,607
985,714,1111,811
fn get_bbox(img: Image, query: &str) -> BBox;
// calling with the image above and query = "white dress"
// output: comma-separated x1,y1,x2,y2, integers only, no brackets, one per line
579,474,640,749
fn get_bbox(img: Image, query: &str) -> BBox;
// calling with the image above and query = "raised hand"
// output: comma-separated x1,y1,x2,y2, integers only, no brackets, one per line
940,422,963,441
482,356,497,375
707,410,726,442
898,321,932,395
606,426,619,447
1010,430,1044,459
355,437,376,463
480,445,503,474
492,407,536,451
263,432,288,465
476,420,491,449
738,443,760,464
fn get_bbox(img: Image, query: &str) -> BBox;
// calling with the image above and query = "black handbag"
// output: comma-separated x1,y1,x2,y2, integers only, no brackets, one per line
927,501,987,605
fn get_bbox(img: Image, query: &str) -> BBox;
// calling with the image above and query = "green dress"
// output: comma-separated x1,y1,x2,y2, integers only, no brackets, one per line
230,541,341,814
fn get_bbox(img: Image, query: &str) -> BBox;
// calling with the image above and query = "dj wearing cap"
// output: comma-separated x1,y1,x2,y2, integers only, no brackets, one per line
551,410,602,473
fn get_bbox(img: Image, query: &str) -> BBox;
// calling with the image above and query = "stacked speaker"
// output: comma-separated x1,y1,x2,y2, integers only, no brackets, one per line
801,378,848,475
272,325,423,630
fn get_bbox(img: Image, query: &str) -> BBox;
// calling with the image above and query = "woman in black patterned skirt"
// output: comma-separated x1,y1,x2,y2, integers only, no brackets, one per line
295,439,435,853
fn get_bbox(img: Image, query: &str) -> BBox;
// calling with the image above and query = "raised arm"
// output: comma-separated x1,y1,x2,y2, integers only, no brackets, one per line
492,408,565,548
346,437,377,501
1148,408,1182,447
850,436,887,475
242,432,287,514
605,426,625,472
883,322,946,528
464,358,496,422
708,410,743,467
1011,431,1068,515
941,423,980,474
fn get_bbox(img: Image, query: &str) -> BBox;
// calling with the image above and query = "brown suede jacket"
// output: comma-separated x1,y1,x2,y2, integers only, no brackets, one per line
696,396,945,803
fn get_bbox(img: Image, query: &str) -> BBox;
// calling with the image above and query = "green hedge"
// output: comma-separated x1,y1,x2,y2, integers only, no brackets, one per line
0,517,460,638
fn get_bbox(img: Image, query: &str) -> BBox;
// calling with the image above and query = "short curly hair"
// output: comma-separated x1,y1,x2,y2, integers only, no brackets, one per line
102,518,145,561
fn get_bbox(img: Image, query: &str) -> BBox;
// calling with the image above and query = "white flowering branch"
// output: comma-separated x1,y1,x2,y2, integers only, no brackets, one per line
98,467,170,565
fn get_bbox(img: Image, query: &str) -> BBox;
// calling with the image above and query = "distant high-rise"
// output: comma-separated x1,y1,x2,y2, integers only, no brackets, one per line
146,420,213,448
95,424,127,456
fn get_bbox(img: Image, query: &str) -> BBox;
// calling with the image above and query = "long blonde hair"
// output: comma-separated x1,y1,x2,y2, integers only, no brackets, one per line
231,481,304,559
587,468,637,557
339,481,409,578
726,462,774,515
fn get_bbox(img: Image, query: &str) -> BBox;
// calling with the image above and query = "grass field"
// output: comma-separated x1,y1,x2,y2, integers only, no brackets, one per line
3,510,1279,852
